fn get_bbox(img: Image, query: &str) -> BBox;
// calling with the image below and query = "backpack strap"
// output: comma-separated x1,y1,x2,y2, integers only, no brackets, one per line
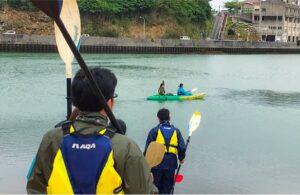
102,126,116,139
58,119,116,138
61,120,72,136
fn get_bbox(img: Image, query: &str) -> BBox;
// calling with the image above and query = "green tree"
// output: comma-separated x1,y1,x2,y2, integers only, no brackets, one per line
78,0,123,14
7,0,35,10
0,1,7,8
225,0,241,13
154,0,211,24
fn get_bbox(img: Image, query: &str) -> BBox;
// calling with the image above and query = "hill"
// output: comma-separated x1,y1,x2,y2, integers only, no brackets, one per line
0,0,213,39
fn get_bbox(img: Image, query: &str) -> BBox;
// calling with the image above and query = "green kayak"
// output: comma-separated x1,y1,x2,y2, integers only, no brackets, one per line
147,93,206,101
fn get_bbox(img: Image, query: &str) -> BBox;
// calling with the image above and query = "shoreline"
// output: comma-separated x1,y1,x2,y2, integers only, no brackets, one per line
1,34,300,54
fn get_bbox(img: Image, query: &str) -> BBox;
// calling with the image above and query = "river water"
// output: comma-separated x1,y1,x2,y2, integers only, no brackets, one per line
0,53,300,193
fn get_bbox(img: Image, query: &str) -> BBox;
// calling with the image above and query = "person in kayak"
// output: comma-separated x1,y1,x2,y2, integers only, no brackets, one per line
144,108,186,194
158,80,165,95
177,83,192,96
27,67,157,194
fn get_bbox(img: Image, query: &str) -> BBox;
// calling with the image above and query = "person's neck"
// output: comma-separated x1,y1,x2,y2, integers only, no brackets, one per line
99,110,108,118
160,120,170,124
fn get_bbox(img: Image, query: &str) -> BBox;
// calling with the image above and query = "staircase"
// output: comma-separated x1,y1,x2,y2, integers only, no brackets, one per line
210,11,227,40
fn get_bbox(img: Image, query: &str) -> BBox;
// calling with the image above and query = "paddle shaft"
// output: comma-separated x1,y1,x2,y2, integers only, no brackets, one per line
171,135,191,194
66,78,72,119
54,18,123,134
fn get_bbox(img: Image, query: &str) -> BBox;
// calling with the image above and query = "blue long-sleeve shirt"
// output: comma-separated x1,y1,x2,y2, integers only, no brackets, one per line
177,87,192,96
145,121,186,170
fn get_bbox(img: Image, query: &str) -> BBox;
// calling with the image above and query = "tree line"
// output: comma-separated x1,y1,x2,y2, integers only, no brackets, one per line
2,0,212,25
79,0,212,24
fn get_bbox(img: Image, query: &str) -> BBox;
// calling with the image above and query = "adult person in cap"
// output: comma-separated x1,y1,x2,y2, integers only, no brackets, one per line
144,108,186,194
27,67,156,194
177,83,192,96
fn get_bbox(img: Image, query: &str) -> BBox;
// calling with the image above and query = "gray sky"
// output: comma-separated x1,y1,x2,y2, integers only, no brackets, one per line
210,1,299,12
209,0,229,10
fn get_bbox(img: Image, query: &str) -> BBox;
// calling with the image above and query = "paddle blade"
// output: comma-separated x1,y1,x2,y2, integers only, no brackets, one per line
190,88,198,93
54,0,81,78
174,174,183,183
189,111,201,136
31,0,62,20
145,142,165,169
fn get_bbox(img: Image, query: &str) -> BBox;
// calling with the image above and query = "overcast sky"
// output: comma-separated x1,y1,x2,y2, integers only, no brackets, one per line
209,0,230,10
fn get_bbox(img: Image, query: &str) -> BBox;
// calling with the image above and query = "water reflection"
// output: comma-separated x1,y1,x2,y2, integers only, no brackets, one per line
220,88,300,108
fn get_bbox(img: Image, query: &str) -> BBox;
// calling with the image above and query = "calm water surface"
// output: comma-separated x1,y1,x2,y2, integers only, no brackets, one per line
0,53,300,193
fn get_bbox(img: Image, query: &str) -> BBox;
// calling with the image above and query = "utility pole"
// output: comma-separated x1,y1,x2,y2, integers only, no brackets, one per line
275,15,278,41
259,0,262,41
139,16,146,39
247,26,250,41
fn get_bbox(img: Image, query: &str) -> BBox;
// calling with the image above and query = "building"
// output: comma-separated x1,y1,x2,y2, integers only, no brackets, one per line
241,0,300,42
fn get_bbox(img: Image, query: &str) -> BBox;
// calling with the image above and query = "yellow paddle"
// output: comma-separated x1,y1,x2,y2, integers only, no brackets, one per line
145,141,165,169
171,111,202,194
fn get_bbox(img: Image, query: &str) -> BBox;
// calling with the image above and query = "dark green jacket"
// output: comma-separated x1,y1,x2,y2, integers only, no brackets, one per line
27,112,157,194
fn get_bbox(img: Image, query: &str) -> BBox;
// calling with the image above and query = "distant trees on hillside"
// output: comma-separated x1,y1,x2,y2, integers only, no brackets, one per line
1,0,213,38
3,0,212,24
5,0,35,10
224,0,241,13
78,0,212,24
2,0,212,25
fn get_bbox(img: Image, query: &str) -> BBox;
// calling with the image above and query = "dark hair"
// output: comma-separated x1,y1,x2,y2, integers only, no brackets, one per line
179,83,183,87
157,108,170,121
72,67,117,112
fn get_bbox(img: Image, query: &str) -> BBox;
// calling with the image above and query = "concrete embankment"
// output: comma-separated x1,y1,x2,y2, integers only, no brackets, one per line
0,34,299,54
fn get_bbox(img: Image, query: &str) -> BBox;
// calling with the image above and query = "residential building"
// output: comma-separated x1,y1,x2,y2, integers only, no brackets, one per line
241,0,300,42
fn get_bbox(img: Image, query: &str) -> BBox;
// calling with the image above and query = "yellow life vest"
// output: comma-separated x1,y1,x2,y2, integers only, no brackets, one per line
46,125,124,194
155,126,178,154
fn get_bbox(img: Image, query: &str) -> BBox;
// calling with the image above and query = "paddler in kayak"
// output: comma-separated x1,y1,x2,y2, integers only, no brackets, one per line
158,80,174,96
177,83,192,96
158,81,165,95
144,108,186,194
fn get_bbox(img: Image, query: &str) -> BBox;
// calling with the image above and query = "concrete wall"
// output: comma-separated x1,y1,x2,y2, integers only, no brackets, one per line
0,34,299,54
0,34,55,45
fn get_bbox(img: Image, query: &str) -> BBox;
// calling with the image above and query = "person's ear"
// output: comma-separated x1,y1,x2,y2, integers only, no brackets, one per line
107,98,114,109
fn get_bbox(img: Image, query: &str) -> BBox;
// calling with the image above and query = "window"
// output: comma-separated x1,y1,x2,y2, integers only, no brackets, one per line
268,26,277,30
262,8,266,12
262,16,279,21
